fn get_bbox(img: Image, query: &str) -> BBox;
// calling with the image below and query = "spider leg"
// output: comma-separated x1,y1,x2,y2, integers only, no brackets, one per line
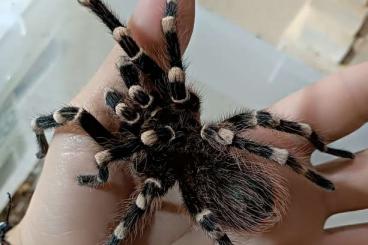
77,165,109,187
77,123,176,187
77,135,141,187
161,0,188,103
78,0,166,88
117,57,140,89
140,125,176,147
231,136,335,191
105,87,159,136
104,89,142,126
31,106,114,158
107,177,174,245
77,0,136,56
195,210,233,245
116,56,166,105
180,194,233,245
79,0,201,110
116,57,167,106
215,110,354,159
158,0,201,113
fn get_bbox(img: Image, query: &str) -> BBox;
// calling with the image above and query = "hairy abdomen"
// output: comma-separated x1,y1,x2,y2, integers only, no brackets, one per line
179,151,288,233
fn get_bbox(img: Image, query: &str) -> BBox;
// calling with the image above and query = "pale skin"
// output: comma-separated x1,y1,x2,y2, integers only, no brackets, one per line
7,0,368,244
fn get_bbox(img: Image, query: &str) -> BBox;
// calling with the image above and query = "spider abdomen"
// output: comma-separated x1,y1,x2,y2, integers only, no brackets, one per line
179,150,287,233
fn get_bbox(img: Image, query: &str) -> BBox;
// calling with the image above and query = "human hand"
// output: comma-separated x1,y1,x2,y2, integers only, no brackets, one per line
241,63,368,245
8,0,368,244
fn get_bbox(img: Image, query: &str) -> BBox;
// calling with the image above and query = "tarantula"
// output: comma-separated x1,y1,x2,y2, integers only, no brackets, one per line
30,0,354,244
0,193,13,245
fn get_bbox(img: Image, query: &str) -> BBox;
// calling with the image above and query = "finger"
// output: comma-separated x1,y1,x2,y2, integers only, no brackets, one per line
271,62,368,143
317,150,368,215
323,224,368,245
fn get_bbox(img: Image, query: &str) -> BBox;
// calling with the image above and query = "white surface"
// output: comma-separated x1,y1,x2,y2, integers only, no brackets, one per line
0,0,366,230
0,0,30,40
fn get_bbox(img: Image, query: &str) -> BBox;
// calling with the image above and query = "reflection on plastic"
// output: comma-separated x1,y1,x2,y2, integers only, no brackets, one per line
0,0,30,39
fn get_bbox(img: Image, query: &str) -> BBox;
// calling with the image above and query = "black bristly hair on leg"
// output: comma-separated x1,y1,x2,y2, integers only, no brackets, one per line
0,193,13,245
105,89,123,110
104,88,143,126
230,136,335,191
179,190,233,245
220,110,354,159
78,0,169,97
31,106,115,158
31,114,58,159
77,0,139,57
107,176,175,245
195,211,233,245
256,111,354,159
162,0,190,103
116,55,161,105
164,0,182,68
78,0,199,108
77,135,142,187
117,57,140,89
161,0,201,111
29,1,356,245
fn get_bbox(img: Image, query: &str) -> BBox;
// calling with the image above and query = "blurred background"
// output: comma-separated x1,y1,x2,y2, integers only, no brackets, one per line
0,0,367,232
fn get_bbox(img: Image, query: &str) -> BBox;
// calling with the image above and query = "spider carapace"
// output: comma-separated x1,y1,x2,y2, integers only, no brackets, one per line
31,0,354,244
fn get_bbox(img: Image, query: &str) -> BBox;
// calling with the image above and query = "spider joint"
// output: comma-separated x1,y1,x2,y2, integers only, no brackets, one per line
95,150,112,167
200,124,210,140
195,209,212,223
117,56,133,69
113,222,127,240
136,193,147,210
53,107,82,124
165,126,176,142
171,90,190,103
128,85,154,108
31,119,43,134
250,110,258,126
131,49,144,62
144,178,162,189
150,108,161,118
113,26,130,42
53,111,67,124
141,130,158,146
299,123,312,137
270,148,289,165
201,125,234,145
115,103,140,124
168,67,185,83
162,16,176,34
218,128,234,145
